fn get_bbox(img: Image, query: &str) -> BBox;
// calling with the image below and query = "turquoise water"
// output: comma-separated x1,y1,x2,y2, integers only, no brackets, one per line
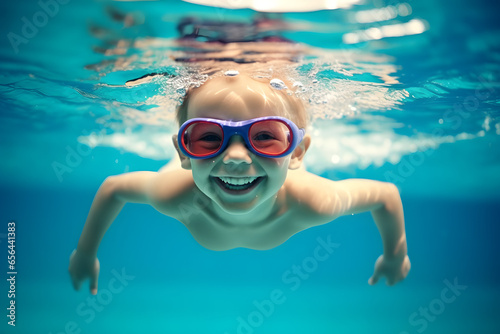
1,0,499,333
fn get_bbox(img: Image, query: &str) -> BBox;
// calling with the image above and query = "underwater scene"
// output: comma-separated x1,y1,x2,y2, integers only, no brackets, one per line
0,0,499,333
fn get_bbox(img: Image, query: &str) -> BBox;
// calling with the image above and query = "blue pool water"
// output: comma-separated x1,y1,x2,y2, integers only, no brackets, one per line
1,0,499,333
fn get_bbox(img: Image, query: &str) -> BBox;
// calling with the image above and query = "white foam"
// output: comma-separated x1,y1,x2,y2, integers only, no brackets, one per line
304,118,481,173
182,0,362,12
78,115,482,174
80,131,176,161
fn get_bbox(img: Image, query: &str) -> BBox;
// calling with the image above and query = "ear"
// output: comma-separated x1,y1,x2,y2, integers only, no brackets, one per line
288,134,311,170
172,134,192,170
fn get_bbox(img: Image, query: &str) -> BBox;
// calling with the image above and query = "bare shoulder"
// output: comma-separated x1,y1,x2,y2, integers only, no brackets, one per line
148,168,198,213
283,169,338,221
284,172,399,222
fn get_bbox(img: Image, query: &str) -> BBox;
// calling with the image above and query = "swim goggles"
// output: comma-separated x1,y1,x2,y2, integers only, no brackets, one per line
178,116,306,159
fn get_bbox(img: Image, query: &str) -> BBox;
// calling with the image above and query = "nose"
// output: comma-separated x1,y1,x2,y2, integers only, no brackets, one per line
222,135,252,165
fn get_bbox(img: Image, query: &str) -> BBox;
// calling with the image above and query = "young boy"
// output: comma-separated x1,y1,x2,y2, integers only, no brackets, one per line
69,73,410,295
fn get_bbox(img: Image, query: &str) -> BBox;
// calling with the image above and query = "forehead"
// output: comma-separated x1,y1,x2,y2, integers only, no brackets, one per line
187,75,295,121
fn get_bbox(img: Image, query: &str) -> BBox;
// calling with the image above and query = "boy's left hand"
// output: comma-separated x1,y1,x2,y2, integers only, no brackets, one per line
368,254,411,286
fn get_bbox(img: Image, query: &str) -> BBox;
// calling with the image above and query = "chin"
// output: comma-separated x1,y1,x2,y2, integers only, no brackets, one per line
215,198,261,215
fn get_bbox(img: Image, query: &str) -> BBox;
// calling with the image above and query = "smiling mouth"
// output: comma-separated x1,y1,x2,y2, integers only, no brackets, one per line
213,176,264,194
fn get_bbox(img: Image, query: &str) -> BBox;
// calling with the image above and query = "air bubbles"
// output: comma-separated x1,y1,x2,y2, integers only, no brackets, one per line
270,78,287,90
190,81,202,88
397,3,412,16
224,70,239,77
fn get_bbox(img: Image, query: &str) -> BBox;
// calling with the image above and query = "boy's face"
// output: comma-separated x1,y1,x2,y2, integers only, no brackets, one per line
176,75,307,214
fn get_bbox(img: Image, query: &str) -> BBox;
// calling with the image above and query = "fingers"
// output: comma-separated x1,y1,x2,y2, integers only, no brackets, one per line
68,266,82,291
89,274,98,295
404,257,411,275
386,277,397,286
69,252,100,294
89,260,100,295
371,274,401,286
71,277,82,291
90,282,98,295
368,273,380,285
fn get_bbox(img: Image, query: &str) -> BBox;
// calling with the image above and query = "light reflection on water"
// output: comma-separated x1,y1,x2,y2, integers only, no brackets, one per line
0,0,499,197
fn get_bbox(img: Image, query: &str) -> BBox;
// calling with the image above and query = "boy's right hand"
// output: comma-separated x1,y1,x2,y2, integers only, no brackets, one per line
68,249,100,295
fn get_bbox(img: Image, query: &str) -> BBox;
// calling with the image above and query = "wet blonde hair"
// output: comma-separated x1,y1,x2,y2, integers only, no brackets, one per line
175,75,308,129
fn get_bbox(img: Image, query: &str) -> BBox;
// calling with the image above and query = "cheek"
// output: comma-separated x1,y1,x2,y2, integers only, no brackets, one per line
259,157,290,179
260,156,289,169
192,159,217,173
191,160,217,184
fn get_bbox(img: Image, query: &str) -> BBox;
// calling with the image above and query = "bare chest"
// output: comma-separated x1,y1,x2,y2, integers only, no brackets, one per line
173,205,311,251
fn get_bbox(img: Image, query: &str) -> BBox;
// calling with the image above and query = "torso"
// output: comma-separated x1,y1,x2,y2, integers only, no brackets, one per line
149,168,334,251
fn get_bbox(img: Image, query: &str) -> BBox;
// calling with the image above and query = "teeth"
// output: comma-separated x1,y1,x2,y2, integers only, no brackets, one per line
218,176,258,185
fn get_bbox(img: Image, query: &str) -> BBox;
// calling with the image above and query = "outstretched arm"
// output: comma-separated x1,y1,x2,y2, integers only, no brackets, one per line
324,179,410,286
69,171,157,294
